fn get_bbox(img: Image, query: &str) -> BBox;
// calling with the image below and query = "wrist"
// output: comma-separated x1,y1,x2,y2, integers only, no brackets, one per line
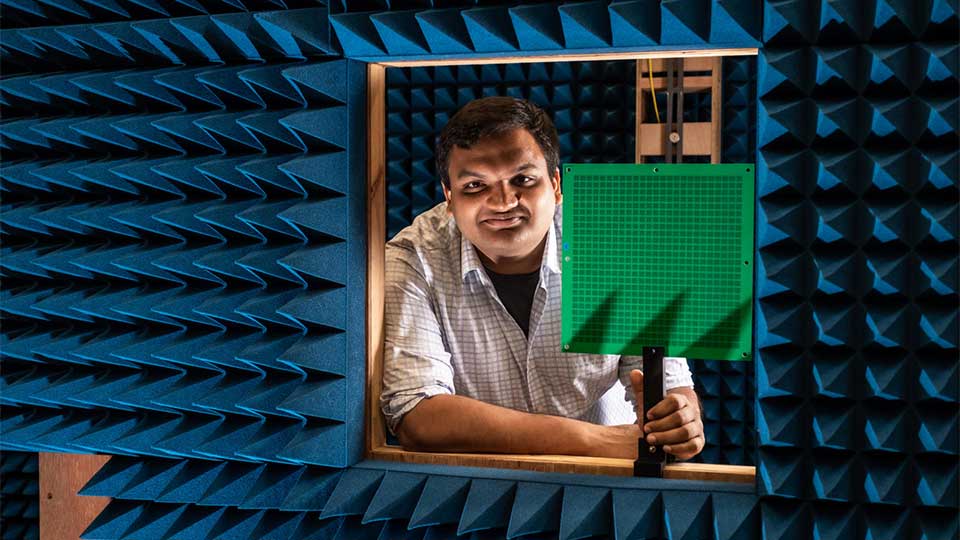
577,423,639,459
569,419,603,456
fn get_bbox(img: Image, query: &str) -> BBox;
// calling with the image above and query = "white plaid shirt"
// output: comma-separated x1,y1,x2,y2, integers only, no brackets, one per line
381,202,694,434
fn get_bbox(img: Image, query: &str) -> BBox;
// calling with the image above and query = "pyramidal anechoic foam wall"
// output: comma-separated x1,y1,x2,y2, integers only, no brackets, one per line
755,0,958,537
0,7,337,75
0,452,38,540
1,1,958,539
0,3,369,538
0,0,328,29
330,0,762,58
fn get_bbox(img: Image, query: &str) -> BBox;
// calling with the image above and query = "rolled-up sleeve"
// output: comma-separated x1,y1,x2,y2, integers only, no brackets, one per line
380,243,455,435
618,355,695,409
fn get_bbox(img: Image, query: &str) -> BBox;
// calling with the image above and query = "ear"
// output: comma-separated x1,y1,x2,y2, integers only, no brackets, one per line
442,183,453,214
552,168,562,204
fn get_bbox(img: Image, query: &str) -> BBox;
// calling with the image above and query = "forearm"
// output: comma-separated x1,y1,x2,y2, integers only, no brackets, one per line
396,394,617,457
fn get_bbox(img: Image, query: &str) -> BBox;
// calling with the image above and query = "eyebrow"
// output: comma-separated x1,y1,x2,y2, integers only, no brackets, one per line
456,163,538,181
457,169,486,180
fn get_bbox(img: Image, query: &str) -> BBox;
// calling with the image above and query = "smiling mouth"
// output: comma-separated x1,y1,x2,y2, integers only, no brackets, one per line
482,216,526,229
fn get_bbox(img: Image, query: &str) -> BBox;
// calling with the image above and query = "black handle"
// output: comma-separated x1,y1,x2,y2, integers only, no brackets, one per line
633,346,666,477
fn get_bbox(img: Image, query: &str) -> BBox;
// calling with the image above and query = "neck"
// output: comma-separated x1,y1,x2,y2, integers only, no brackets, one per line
477,235,547,275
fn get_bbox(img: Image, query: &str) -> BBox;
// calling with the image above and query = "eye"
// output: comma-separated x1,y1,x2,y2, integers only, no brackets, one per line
463,181,485,192
514,175,537,185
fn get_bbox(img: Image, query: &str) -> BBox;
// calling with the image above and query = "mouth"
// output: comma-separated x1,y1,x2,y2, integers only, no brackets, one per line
481,215,526,230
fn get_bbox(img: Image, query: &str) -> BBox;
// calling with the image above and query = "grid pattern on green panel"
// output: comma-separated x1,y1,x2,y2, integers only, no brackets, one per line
561,164,754,360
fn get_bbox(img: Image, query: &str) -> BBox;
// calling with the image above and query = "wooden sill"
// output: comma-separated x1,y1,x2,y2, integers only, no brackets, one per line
369,445,754,484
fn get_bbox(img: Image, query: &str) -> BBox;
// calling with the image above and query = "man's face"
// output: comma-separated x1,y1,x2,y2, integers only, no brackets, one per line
443,128,562,273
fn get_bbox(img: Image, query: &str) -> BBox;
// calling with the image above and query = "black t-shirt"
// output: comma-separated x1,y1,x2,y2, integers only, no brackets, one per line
484,267,541,337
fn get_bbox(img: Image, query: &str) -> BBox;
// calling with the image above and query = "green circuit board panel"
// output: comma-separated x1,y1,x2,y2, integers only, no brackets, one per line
560,163,754,361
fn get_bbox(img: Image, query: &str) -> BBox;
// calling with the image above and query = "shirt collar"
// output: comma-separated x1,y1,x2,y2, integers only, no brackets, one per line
542,209,562,276
458,204,563,283
460,229,486,283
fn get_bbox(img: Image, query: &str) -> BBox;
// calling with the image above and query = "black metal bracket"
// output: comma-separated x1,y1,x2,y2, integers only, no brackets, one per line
664,58,684,164
633,346,666,478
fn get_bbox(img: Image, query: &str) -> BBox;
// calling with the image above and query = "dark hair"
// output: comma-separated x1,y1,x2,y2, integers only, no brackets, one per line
436,97,560,189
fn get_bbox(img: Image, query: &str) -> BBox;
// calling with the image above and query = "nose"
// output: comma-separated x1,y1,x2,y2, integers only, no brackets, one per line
487,181,520,212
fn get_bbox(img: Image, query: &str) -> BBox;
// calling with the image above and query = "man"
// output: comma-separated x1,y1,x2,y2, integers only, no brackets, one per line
381,97,705,461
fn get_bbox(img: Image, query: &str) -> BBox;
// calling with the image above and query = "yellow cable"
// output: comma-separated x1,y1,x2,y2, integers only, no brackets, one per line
648,58,660,124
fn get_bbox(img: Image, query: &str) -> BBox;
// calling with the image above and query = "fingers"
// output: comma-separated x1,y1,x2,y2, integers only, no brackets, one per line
643,403,697,434
630,370,644,421
630,369,643,395
632,387,705,460
630,370,643,405
640,391,704,460
645,418,702,446
663,434,705,461
644,393,687,422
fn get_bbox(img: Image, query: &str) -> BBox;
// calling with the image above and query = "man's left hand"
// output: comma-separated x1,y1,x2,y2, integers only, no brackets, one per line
630,369,705,461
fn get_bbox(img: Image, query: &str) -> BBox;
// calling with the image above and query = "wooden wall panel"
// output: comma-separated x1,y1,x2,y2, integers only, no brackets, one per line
39,453,111,540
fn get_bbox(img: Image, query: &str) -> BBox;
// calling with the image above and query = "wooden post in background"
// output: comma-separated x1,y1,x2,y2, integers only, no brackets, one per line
40,453,111,540
635,57,723,163
710,56,723,164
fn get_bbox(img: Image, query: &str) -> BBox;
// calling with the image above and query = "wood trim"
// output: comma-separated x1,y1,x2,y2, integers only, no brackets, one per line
378,48,759,68
635,60,644,163
366,52,758,486
646,57,717,72
711,57,723,164
40,453,111,540
366,62,387,452
663,462,754,483
637,53,715,92
641,75,713,92
639,122,714,156
370,445,755,484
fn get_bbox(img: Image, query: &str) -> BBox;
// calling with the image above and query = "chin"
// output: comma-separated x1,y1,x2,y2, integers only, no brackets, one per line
481,238,536,258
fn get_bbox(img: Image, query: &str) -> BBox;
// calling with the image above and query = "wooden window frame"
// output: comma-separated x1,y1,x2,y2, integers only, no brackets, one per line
366,49,758,484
